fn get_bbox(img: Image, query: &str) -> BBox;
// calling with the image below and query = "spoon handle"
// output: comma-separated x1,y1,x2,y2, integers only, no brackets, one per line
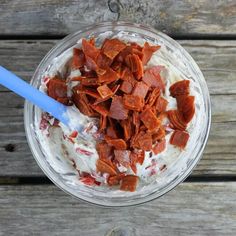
0,66,69,126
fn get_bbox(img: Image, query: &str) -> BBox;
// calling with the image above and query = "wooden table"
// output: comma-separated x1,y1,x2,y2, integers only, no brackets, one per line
0,1,236,235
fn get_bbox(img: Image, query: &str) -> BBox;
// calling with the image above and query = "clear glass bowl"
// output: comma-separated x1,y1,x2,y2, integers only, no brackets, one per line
24,21,211,207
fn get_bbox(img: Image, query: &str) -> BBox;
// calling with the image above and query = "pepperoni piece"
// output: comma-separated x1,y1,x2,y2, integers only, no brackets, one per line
120,175,139,192
155,96,168,113
146,88,161,107
82,38,99,61
90,104,109,116
105,137,127,150
167,110,187,131
96,142,112,160
114,150,131,168
106,126,118,139
75,85,101,99
153,139,166,155
152,126,166,142
169,80,190,98
132,81,149,99
99,115,107,131
131,149,145,165
98,68,119,83
142,42,161,65
96,52,112,69
102,38,126,60
176,95,195,123
96,159,117,176
108,96,128,120
97,84,113,98
123,94,144,111
170,130,190,149
72,92,96,117
143,66,165,91
72,48,85,69
107,173,125,186
120,80,133,94
47,78,67,100
136,132,152,151
125,54,143,80
140,107,161,132
121,119,132,141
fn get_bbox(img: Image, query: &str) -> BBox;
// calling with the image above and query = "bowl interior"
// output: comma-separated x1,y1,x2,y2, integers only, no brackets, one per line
24,21,211,207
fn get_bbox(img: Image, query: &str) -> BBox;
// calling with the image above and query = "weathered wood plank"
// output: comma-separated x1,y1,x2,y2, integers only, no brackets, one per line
0,183,236,235
0,40,235,177
0,40,235,94
0,0,235,36
0,92,236,177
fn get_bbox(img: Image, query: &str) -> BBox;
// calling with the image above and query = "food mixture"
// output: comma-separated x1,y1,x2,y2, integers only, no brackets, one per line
38,36,195,192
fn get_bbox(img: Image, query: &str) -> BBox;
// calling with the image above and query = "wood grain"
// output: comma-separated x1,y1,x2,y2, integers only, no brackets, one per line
0,0,235,36
0,183,236,235
0,40,236,94
0,40,235,177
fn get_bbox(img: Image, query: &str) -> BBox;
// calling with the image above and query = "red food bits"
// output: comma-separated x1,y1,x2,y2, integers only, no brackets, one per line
170,130,190,149
167,110,187,131
96,142,112,160
153,139,166,155
47,77,67,101
142,66,165,91
169,80,190,97
155,96,168,113
106,138,127,150
120,175,139,192
102,38,126,59
98,67,119,83
132,81,149,98
97,84,113,98
82,38,99,60
120,80,133,94
72,48,85,69
96,159,117,176
140,108,161,132
123,94,144,111
142,42,161,65
109,96,128,120
114,150,131,168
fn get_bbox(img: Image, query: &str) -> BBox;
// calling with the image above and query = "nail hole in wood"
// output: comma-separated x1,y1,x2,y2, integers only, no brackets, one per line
5,144,15,152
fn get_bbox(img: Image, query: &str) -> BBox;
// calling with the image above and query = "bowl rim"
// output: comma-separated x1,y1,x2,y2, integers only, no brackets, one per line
24,21,211,207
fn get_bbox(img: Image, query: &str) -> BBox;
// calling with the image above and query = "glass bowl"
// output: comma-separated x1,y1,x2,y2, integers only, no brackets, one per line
24,21,211,207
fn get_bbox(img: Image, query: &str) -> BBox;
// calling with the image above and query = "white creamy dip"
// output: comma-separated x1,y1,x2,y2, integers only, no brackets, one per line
35,32,204,191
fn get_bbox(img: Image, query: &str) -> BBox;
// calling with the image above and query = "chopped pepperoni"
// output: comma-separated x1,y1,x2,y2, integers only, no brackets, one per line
170,130,190,149
72,48,85,69
143,66,165,91
96,159,117,176
97,84,113,98
90,104,109,116
125,54,143,80
96,52,112,69
96,142,112,160
120,80,133,94
120,175,139,192
107,173,125,186
108,96,128,120
176,95,195,123
169,80,190,97
146,88,161,107
136,132,153,151
142,42,161,65
121,119,132,141
152,126,166,142
82,38,99,61
167,110,187,131
105,137,127,150
102,38,126,60
47,78,67,100
153,139,166,155
155,96,168,113
80,77,99,86
114,150,131,168
132,81,149,98
98,68,119,83
140,108,161,132
123,94,144,111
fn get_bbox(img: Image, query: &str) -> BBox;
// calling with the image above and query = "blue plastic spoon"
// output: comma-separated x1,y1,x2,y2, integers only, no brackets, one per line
0,66,86,133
